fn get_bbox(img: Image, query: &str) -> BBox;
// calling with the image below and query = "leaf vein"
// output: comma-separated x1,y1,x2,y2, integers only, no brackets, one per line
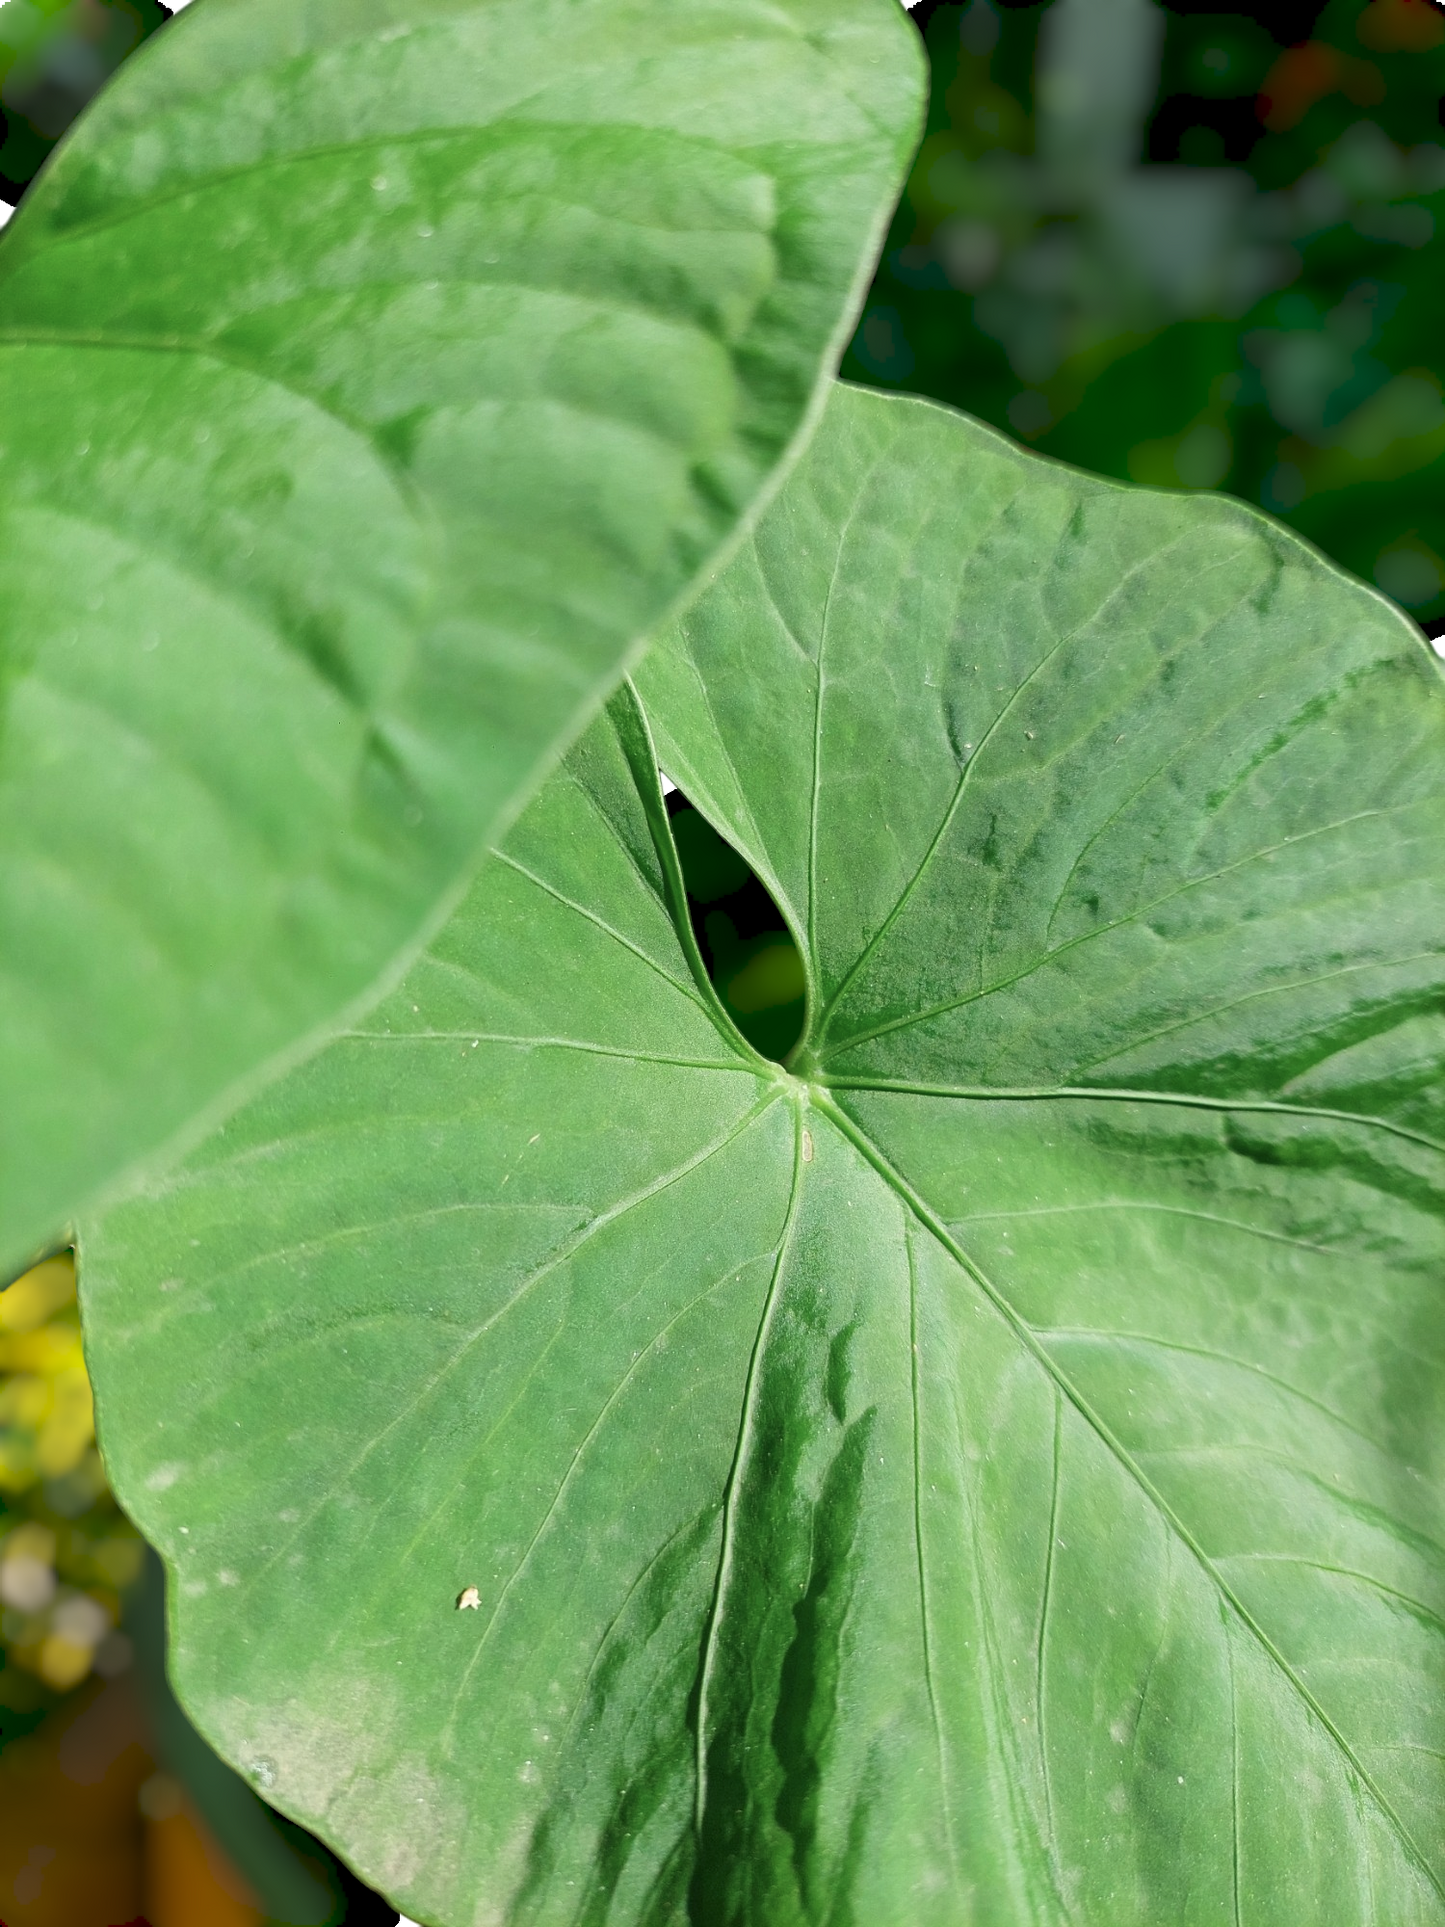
693,1100,806,1837
231,1091,780,1598
820,1078,1445,1156
493,848,711,1014
810,1088,1445,1907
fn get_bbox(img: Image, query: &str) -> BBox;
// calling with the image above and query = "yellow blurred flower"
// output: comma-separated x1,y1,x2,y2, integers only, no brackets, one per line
1,1253,142,1699
37,1632,96,1692
0,1257,78,1335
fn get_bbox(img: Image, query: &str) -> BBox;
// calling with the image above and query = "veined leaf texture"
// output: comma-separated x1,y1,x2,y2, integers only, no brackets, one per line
82,384,1445,1923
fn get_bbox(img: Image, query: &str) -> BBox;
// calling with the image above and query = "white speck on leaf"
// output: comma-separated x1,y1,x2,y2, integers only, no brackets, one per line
801,1130,814,1163
457,1586,481,1611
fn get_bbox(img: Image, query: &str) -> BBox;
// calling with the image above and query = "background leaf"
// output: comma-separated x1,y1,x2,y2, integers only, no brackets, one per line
0,0,923,1272
82,383,1445,1922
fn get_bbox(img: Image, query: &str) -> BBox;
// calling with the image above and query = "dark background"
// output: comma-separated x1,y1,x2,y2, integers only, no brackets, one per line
846,0,1445,627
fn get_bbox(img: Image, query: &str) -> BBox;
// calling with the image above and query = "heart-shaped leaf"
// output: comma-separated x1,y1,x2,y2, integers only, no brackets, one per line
81,384,1445,1922
0,0,921,1271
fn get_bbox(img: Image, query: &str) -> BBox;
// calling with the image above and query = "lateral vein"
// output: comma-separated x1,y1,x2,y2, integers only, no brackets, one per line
810,1089,1445,1909
819,1078,1445,1156
693,1099,806,1837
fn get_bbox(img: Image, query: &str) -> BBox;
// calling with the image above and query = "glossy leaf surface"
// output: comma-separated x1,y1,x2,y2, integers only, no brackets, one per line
83,385,1445,1922
0,0,921,1270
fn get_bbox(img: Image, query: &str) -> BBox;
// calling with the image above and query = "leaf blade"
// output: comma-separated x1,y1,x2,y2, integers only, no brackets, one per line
84,381,1445,1920
0,0,923,1268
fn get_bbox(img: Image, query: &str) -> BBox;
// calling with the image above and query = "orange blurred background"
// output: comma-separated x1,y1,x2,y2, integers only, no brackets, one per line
0,1248,263,1924
1,1665,265,1926
2,1257,378,1926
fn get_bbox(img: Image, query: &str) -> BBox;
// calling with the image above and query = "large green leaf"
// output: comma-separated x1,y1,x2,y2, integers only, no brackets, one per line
0,0,921,1271
80,384,1445,1922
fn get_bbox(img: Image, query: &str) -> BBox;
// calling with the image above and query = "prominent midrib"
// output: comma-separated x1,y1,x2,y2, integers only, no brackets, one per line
694,1101,806,1833
819,1075,1445,1156
809,1085,1445,1909
631,686,1443,1893
575,689,1441,1892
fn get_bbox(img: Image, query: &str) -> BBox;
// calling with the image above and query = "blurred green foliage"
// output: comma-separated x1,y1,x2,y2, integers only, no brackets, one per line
0,0,170,203
671,806,755,905
845,0,1445,624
